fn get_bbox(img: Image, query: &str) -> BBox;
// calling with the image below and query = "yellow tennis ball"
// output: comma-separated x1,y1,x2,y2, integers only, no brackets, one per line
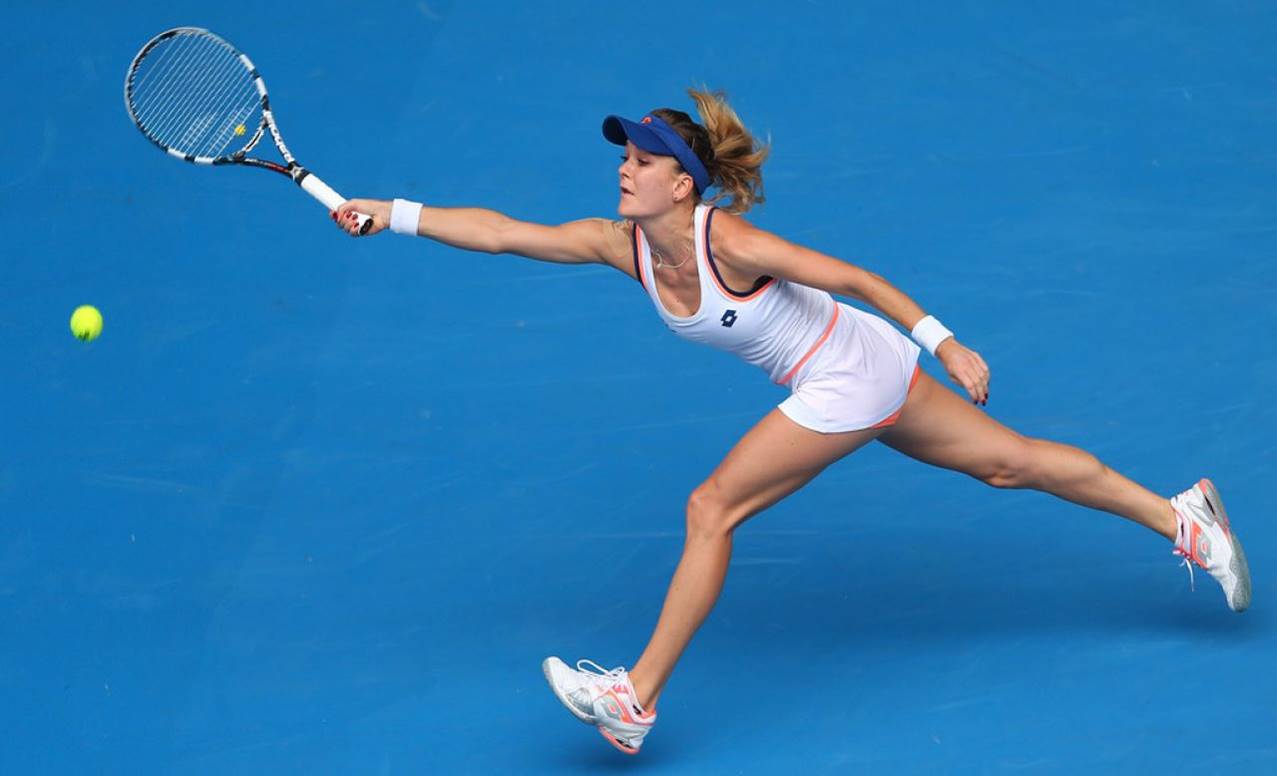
70,305,103,342
234,124,246,136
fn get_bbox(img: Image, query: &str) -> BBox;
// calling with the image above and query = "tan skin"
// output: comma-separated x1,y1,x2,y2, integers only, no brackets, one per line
334,142,1178,710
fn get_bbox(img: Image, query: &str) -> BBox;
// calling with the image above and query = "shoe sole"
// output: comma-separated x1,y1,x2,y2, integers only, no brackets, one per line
1199,478,1252,612
598,726,641,755
541,658,596,725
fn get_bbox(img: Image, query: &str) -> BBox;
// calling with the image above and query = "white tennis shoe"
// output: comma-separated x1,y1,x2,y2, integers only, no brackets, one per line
1171,478,1251,612
542,657,656,755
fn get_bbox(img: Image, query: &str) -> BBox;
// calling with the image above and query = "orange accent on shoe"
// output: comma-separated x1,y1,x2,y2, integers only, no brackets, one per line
604,688,655,725
1189,522,1204,565
598,727,640,755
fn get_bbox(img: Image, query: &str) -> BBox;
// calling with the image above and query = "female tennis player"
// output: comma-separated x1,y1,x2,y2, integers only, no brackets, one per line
331,89,1251,755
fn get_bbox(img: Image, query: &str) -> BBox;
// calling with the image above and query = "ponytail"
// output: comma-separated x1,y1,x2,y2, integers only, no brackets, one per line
651,88,770,214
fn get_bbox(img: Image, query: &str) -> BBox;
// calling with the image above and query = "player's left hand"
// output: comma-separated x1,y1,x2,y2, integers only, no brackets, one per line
936,339,990,405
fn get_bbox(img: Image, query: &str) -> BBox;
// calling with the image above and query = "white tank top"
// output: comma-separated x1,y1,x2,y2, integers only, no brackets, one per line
633,204,840,385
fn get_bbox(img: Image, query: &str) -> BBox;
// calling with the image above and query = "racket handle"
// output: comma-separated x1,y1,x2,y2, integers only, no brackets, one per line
296,170,373,235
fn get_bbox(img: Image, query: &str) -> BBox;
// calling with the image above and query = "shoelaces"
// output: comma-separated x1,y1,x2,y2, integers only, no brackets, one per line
575,659,630,690
1172,547,1196,591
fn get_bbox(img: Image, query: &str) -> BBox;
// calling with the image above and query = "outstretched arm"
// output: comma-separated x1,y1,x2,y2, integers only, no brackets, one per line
714,212,990,405
332,199,635,275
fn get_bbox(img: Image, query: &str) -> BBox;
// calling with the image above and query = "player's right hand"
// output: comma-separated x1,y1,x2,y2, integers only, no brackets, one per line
332,199,391,237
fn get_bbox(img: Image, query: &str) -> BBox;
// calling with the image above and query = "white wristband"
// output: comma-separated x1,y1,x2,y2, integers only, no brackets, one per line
911,315,954,356
389,198,423,236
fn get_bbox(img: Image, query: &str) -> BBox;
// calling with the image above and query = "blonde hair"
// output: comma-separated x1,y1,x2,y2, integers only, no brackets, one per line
652,87,770,214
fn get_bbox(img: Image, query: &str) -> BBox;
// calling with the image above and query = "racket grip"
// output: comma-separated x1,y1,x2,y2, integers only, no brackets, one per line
297,170,373,235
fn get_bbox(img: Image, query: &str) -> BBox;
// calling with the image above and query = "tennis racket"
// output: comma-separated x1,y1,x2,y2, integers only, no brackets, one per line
124,27,372,233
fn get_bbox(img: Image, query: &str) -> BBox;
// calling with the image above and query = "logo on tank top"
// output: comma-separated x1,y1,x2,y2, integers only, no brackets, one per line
720,310,738,328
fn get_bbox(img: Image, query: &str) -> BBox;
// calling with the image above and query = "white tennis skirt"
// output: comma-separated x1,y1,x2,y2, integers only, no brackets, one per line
778,302,922,433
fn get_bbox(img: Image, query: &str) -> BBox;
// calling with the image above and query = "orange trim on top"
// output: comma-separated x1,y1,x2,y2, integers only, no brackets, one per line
778,304,840,385
706,264,776,301
634,224,650,291
702,208,775,301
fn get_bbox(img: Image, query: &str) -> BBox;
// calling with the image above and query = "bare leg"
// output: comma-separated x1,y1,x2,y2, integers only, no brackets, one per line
878,371,1177,539
628,372,1175,709
627,409,882,708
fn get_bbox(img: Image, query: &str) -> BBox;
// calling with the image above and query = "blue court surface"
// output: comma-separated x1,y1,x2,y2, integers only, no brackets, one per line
4,2,1275,773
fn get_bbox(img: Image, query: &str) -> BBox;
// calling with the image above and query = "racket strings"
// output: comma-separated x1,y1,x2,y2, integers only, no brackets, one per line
134,36,226,138
163,39,257,155
149,45,225,148
135,37,241,153
135,32,220,118
153,38,235,141
128,31,263,160
141,34,251,149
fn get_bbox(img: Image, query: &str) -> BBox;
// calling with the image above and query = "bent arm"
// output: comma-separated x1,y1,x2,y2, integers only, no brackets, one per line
715,214,929,331
716,213,993,403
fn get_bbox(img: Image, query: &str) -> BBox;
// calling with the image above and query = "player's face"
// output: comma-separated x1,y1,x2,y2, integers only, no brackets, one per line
617,142,687,218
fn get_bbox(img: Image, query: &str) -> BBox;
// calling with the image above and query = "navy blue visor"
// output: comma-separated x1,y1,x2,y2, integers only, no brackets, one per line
603,113,711,195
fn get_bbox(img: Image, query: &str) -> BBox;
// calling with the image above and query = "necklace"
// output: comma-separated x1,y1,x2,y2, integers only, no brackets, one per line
652,243,691,269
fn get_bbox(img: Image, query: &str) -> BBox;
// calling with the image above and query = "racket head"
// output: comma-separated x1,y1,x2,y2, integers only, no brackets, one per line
124,27,268,165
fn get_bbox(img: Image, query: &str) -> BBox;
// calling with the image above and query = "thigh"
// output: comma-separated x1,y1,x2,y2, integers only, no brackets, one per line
876,370,1029,479
698,407,883,528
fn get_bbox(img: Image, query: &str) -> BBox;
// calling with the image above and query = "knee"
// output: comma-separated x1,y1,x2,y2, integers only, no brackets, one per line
685,480,737,540
979,437,1038,489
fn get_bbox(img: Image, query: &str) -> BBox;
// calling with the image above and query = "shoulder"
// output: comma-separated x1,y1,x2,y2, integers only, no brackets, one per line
703,207,839,284
560,216,634,262
705,208,767,267
596,218,639,278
